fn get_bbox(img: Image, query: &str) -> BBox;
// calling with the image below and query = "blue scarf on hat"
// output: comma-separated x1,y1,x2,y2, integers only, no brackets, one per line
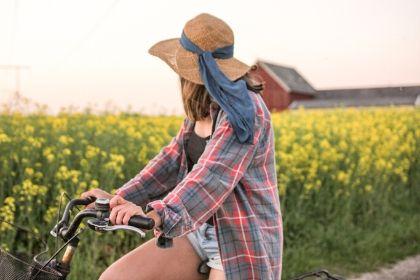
179,31,255,144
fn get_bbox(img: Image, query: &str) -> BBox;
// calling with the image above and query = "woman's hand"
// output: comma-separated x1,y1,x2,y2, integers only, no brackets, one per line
109,195,145,225
80,188,113,208
109,195,162,228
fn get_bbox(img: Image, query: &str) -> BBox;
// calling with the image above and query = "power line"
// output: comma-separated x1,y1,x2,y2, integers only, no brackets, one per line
9,0,19,64
52,0,121,70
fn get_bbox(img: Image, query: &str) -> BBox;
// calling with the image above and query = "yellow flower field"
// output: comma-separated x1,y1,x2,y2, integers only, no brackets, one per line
0,106,419,279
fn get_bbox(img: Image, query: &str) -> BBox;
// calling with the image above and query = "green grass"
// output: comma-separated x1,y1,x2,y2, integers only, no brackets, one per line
283,206,420,279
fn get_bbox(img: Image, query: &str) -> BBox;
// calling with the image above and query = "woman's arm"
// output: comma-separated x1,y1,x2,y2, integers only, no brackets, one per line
145,109,263,238
115,118,188,208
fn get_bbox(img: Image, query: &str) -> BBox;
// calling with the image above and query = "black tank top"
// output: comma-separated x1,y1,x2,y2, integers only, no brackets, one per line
186,127,214,226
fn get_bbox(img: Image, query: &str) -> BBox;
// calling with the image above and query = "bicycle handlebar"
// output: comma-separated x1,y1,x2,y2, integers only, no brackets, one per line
51,197,155,241
127,215,155,230
39,196,159,279
61,197,96,224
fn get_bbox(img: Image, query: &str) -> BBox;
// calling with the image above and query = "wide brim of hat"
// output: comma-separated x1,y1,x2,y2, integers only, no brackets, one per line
148,38,251,85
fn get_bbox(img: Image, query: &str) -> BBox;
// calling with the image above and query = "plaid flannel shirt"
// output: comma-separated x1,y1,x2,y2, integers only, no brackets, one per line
116,92,283,280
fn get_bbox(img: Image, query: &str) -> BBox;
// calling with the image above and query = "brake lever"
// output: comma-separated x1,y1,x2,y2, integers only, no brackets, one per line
87,218,146,238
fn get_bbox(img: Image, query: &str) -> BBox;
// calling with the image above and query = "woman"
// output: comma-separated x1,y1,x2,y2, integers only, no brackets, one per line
81,13,283,280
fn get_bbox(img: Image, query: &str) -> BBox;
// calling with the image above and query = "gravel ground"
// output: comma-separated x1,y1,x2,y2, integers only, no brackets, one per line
349,254,420,280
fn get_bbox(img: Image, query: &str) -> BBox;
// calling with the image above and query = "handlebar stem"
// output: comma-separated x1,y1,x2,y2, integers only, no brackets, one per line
61,210,98,240
51,197,96,238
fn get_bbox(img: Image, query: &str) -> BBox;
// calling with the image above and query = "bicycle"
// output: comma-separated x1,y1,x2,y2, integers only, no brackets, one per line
0,196,154,280
0,196,345,280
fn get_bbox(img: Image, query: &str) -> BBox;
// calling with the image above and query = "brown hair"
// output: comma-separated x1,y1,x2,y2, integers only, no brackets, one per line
180,65,264,121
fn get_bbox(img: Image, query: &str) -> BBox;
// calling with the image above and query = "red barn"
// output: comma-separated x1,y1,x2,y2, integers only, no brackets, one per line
252,60,316,112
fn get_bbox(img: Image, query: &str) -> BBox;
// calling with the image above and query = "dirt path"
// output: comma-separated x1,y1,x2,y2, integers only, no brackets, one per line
349,254,420,280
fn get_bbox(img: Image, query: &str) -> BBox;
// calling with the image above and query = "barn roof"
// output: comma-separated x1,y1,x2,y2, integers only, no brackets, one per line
289,86,420,109
258,60,316,95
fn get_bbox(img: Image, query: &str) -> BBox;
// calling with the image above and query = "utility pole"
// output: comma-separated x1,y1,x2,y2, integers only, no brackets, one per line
0,65,29,96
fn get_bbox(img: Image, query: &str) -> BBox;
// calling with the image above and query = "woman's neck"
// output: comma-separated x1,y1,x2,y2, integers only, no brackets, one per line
194,116,212,138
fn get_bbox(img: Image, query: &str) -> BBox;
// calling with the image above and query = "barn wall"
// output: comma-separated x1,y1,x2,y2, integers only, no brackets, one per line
253,65,290,112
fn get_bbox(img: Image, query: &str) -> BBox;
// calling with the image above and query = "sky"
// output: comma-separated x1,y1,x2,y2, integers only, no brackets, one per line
0,0,419,115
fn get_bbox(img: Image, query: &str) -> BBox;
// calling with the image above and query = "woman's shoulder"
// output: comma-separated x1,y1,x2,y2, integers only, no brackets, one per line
250,90,271,124
207,92,270,144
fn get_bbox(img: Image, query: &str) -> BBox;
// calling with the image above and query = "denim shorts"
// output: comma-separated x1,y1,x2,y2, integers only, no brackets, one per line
186,222,223,271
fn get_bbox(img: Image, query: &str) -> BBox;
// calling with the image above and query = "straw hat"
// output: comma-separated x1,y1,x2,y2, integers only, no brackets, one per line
148,13,251,85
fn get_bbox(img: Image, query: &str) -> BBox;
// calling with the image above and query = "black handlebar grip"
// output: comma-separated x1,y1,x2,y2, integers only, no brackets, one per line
83,196,97,204
128,215,155,230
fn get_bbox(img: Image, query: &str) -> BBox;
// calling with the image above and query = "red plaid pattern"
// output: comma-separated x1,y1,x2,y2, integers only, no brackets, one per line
116,92,283,279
